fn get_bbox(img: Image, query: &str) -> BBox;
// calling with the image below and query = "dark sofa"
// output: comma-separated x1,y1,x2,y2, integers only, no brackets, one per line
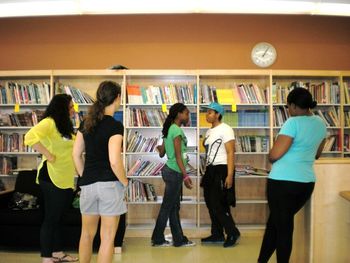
0,170,81,249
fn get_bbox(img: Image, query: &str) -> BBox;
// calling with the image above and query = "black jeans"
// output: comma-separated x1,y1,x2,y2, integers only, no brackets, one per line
202,165,240,238
258,179,314,263
39,163,73,257
151,165,186,246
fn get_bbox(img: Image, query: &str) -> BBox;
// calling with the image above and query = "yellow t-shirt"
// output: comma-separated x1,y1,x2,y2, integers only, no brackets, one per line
24,117,75,189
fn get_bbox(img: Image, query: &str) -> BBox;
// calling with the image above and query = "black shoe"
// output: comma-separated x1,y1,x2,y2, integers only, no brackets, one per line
201,235,225,244
223,234,240,248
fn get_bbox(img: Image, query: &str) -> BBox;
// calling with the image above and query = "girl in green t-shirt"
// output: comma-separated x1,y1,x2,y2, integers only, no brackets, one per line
151,103,195,247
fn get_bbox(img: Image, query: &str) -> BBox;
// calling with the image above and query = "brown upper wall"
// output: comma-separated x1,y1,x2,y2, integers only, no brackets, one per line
0,14,349,70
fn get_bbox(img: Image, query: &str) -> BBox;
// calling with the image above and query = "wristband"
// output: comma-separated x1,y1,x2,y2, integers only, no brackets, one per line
183,175,190,181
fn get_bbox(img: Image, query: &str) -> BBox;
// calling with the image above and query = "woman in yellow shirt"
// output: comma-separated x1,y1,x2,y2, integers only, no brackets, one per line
25,94,78,263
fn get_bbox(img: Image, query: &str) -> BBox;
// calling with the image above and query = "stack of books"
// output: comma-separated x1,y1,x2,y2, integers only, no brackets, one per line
201,84,268,104
55,83,94,104
127,84,196,105
0,110,45,127
126,179,157,202
126,131,161,152
235,136,269,153
127,159,164,176
0,133,34,152
0,82,50,105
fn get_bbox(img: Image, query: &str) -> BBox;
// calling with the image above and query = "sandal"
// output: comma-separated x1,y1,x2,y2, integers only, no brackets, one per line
52,254,78,263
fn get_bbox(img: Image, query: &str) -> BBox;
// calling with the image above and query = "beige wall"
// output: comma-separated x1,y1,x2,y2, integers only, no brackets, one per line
0,14,349,70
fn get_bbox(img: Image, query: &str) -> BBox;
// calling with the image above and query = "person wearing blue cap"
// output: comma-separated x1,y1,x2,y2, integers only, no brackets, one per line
200,102,240,248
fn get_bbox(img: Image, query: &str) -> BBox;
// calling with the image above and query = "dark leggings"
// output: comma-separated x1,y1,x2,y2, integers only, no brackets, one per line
39,162,73,257
258,179,314,263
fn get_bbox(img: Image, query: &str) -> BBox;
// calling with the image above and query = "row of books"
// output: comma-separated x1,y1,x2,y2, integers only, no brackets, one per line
199,110,269,127
314,107,340,127
273,106,290,127
0,110,45,127
343,134,350,152
0,157,15,174
323,135,340,152
236,136,269,153
344,111,350,127
127,159,165,176
284,81,340,104
126,131,161,152
126,108,167,127
55,83,94,104
0,133,34,153
201,84,268,104
235,164,270,176
126,108,196,127
0,82,50,105
344,82,350,104
126,179,157,202
127,84,197,105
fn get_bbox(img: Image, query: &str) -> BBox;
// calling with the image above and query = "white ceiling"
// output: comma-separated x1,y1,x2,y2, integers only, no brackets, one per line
0,0,349,17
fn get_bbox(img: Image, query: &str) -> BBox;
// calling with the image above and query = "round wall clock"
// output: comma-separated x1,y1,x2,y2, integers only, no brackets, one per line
251,42,277,68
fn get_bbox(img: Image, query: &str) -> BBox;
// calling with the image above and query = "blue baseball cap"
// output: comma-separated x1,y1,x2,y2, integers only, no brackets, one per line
202,102,225,116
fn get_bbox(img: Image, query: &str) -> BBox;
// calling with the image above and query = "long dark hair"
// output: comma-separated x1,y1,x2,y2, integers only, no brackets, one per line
287,87,317,109
44,94,74,139
83,81,121,133
162,103,187,138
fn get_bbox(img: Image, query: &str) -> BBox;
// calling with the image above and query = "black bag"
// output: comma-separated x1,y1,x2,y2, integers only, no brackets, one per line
8,192,40,210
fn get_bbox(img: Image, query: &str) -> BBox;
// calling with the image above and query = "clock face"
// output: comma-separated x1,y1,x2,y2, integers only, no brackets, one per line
251,42,277,68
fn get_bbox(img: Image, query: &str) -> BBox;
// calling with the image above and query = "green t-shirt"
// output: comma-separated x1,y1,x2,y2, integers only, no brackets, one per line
164,124,188,173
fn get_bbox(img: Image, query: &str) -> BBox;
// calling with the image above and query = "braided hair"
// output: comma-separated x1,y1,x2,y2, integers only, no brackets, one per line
162,103,187,138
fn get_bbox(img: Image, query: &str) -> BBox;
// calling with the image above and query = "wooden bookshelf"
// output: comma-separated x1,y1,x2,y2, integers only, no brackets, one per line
1,69,350,237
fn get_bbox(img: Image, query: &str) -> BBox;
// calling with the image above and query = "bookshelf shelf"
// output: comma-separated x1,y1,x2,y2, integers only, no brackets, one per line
0,104,48,107
0,152,39,155
1,69,349,232
0,127,33,130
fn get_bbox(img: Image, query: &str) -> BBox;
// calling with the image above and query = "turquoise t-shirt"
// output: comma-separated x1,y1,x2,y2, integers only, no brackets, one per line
269,115,327,183
164,124,188,173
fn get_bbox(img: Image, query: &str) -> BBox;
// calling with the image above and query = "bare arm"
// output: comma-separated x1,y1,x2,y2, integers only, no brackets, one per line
174,136,193,189
109,134,128,186
224,140,235,189
269,135,293,163
316,139,326,160
32,142,56,163
72,131,85,176
156,141,166,158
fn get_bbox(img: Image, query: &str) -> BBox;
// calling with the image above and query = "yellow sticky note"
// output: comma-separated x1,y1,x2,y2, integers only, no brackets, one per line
73,103,79,112
14,104,20,113
162,104,167,113
231,103,237,112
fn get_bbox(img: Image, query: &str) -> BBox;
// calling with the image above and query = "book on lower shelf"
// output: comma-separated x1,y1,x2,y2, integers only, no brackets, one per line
126,179,157,202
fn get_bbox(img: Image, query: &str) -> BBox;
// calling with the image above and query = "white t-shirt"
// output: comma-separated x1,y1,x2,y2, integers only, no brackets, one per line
204,123,235,166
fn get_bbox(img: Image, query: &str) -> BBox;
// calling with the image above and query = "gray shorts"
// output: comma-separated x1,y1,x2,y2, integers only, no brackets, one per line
80,181,127,216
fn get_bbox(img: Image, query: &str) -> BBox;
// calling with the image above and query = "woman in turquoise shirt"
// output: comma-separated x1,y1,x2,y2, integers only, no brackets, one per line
258,88,327,263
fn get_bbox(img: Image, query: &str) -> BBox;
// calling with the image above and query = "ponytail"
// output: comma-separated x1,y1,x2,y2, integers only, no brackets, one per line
162,103,187,138
83,81,121,133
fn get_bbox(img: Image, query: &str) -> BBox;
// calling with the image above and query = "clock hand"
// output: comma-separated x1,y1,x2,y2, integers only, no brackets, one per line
262,48,269,57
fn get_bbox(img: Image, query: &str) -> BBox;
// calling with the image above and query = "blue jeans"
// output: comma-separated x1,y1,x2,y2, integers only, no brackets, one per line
151,165,186,246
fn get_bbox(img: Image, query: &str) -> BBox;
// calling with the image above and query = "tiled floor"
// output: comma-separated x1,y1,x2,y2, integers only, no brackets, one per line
0,236,277,263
